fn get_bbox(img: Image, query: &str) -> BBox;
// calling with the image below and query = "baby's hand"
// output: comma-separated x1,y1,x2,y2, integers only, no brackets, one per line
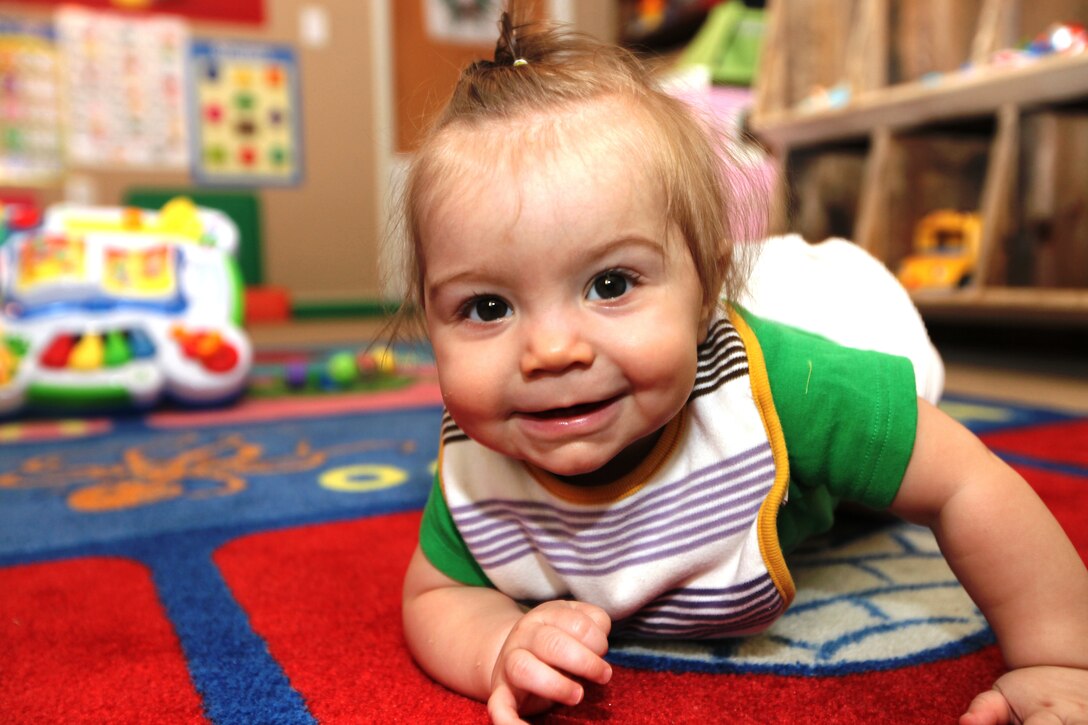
959,665,1088,725
487,600,612,725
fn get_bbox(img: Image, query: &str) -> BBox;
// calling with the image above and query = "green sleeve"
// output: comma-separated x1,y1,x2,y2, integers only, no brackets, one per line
418,473,493,587
735,307,919,552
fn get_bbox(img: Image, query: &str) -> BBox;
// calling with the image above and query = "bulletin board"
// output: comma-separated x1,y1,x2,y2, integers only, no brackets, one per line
391,1,616,153
393,0,546,152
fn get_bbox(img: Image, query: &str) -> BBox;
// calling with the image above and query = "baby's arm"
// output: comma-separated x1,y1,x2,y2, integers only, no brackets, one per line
402,546,612,724
889,399,1088,724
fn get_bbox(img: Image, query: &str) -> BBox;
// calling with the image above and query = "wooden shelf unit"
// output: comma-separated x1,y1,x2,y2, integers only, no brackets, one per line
750,0,1088,323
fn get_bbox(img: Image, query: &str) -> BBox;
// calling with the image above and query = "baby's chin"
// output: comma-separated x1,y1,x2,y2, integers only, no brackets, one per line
469,427,668,485
499,445,627,482
537,458,610,479
522,452,616,478
523,442,657,486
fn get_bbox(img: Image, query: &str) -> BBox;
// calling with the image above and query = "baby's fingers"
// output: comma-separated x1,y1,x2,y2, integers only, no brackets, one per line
531,620,613,685
500,645,590,706
487,683,532,725
566,600,611,634
958,689,1009,725
534,601,611,657
962,666,1088,725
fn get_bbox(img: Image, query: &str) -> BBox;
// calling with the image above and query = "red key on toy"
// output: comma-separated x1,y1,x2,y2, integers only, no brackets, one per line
41,334,77,368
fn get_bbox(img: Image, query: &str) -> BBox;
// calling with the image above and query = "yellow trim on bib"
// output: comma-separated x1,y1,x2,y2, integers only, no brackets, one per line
731,307,796,605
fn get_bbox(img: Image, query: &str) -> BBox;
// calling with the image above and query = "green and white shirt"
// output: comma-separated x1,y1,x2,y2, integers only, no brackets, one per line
419,307,919,638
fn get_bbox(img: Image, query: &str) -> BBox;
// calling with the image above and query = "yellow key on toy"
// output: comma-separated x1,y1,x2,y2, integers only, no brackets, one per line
0,345,15,385
70,333,105,371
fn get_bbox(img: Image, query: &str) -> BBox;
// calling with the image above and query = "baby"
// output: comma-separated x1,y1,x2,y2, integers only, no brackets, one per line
398,8,1088,725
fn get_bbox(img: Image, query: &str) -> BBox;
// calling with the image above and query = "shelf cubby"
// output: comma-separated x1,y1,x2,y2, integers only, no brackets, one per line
752,0,1088,322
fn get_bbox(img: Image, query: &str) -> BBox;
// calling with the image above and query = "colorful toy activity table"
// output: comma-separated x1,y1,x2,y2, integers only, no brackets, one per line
0,198,252,415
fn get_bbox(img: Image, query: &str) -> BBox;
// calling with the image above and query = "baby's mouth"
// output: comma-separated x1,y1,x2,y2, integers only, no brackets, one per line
520,395,621,420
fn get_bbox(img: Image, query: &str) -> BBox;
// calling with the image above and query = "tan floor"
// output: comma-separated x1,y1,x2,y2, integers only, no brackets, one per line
249,319,1088,415
943,363,1088,415
248,318,399,348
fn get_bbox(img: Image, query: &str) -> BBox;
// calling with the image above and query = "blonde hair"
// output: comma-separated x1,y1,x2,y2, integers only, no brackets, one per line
392,5,746,333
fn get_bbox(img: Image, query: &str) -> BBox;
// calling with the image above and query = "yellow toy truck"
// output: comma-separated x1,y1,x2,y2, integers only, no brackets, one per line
897,210,982,291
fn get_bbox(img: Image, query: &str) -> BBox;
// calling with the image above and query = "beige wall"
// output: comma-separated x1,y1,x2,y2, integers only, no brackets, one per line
0,0,385,306
570,0,619,42
0,0,617,308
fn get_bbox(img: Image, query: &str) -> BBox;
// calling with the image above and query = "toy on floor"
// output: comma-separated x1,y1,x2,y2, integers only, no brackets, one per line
896,210,982,291
281,346,397,392
0,197,252,415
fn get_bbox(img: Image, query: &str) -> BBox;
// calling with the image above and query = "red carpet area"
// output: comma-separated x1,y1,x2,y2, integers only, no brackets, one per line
1,373,1085,723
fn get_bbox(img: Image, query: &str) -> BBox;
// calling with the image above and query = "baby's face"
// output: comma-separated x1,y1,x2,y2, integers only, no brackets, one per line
420,113,708,480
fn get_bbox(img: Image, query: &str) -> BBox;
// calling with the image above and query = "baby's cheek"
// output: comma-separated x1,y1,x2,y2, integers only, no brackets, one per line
627,329,698,382
436,362,503,428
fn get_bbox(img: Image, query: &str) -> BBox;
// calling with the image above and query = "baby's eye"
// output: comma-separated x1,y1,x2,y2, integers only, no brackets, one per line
587,271,630,301
463,296,511,322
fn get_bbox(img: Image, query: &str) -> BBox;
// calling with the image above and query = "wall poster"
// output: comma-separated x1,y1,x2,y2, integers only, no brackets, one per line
189,40,302,186
56,6,190,170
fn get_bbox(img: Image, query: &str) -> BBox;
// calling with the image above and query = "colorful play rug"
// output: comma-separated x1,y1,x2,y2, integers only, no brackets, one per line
1,360,1086,724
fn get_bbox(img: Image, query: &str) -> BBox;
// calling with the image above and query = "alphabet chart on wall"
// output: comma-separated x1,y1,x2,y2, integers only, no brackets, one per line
188,40,302,186
0,19,63,184
55,6,189,170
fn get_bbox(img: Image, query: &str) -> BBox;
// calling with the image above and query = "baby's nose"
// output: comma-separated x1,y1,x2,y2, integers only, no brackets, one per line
520,318,594,376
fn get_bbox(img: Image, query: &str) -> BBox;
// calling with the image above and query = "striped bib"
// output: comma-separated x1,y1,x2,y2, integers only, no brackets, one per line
439,311,795,638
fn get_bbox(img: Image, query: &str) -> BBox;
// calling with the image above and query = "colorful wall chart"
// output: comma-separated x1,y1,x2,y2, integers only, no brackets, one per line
0,19,63,184
189,41,302,186
11,0,265,26
56,6,189,170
